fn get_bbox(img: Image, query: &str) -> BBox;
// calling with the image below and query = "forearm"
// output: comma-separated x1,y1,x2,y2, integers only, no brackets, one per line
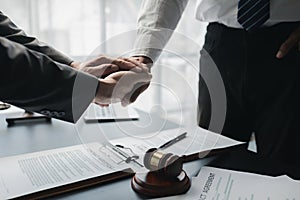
0,37,97,123
132,0,188,62
0,11,73,65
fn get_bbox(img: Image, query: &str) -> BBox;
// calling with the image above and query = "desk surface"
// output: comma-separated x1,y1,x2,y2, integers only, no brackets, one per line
0,107,215,200
0,108,182,157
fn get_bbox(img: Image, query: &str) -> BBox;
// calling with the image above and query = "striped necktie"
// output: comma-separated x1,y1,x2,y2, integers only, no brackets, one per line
237,0,270,31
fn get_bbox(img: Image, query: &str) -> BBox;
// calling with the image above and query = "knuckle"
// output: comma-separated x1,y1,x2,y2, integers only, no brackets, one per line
114,58,123,64
106,64,114,68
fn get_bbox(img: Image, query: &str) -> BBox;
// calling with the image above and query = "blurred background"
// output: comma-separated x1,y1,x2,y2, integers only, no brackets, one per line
0,0,208,125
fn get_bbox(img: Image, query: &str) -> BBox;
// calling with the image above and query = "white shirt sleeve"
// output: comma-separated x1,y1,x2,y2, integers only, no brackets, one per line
132,0,189,62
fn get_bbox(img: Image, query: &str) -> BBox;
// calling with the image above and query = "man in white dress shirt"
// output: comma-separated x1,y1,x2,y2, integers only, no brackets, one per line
131,0,300,167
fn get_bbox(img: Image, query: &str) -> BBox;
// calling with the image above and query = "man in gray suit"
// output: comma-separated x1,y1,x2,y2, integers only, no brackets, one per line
0,11,151,123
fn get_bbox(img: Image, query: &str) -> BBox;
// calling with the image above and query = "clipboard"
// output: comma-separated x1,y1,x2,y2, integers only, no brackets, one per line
8,147,243,200
7,146,242,200
0,143,137,200
11,168,134,200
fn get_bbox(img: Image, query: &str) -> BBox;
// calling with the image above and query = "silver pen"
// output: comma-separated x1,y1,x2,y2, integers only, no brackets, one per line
159,132,187,150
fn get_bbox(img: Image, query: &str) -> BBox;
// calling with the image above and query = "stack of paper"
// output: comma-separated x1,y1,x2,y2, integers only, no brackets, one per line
158,167,300,200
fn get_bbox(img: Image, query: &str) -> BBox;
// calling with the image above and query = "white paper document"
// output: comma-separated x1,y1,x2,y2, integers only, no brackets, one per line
84,103,139,121
0,143,136,200
160,167,300,200
111,127,244,159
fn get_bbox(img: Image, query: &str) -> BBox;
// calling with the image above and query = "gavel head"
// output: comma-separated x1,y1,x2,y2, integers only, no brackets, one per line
143,148,183,178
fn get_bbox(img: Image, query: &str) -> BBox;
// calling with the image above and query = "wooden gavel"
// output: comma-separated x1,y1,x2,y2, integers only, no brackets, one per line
131,148,190,198
143,148,183,178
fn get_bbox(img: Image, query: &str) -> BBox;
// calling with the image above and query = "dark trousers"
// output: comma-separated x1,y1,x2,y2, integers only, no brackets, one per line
198,22,300,167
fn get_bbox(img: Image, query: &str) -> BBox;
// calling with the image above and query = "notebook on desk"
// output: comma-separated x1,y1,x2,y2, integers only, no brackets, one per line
0,127,244,200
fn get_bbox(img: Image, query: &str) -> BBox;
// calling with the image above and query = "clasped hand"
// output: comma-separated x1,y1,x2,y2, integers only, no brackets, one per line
70,56,151,106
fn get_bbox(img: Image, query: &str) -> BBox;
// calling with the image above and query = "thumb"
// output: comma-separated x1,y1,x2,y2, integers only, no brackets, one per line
276,28,300,59
276,38,295,59
129,72,152,84
121,82,149,106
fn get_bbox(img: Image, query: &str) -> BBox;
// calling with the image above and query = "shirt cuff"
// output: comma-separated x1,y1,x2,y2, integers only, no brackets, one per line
130,48,161,63
132,27,173,62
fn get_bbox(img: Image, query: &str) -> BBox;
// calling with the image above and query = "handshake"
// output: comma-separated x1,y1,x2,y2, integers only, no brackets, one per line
70,56,152,107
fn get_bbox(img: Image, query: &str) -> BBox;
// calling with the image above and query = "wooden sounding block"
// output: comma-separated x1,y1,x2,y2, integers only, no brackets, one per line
131,170,190,198
131,148,191,198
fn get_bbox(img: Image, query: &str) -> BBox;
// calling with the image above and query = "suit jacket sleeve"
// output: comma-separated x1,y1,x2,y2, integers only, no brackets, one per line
0,36,99,123
0,11,73,65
